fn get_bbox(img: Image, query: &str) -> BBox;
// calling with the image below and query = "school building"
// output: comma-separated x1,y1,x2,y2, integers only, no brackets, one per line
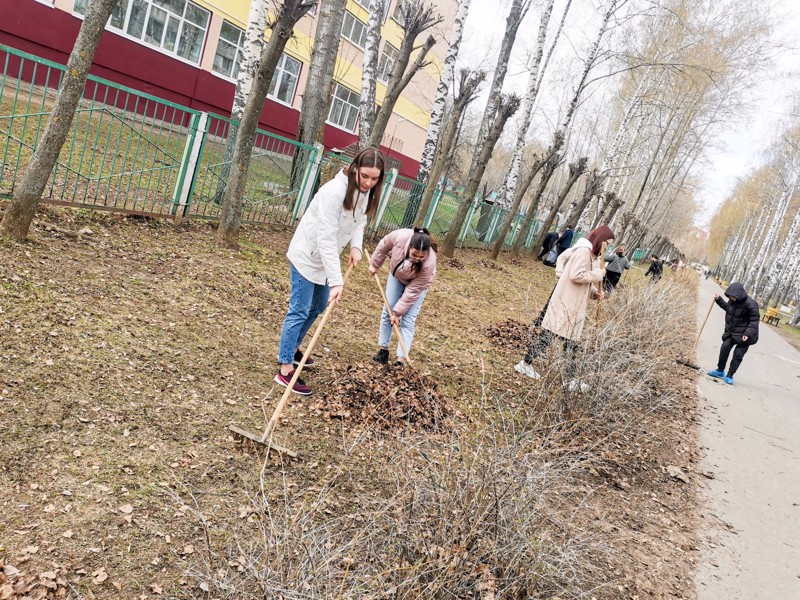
0,0,460,178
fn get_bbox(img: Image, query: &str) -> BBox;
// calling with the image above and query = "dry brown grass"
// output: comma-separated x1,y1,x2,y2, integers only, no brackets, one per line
0,207,701,599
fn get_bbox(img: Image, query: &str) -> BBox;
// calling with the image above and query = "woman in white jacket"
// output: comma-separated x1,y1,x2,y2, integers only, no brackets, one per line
276,147,386,395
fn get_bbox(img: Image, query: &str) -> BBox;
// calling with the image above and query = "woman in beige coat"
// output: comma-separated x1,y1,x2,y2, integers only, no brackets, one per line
515,225,615,387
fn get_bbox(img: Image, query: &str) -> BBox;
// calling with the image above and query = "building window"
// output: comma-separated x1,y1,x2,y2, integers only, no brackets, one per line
269,54,301,105
327,82,359,132
341,11,367,48
212,21,301,104
213,20,244,78
377,43,398,82
74,0,210,65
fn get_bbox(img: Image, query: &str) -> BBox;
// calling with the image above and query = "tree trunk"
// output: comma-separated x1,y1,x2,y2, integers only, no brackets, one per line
214,0,269,202
496,0,555,210
368,35,436,148
401,0,471,228
565,169,604,232
468,0,531,175
412,70,484,227
761,208,800,306
367,1,442,148
297,0,346,146
509,151,562,256
532,158,587,251
489,132,564,259
358,0,384,148
440,94,520,257
417,0,471,183
750,178,795,295
502,0,619,256
0,0,117,241
217,0,315,248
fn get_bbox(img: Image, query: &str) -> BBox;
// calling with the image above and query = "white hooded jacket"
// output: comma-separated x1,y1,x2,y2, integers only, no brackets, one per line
287,170,369,287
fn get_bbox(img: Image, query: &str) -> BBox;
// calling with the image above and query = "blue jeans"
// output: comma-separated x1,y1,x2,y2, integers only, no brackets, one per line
378,274,427,360
277,264,329,365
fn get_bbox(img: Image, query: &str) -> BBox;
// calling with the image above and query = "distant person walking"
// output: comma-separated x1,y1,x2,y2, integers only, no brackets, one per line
555,225,574,257
603,244,631,293
645,255,663,283
516,225,615,390
537,230,560,261
707,282,760,385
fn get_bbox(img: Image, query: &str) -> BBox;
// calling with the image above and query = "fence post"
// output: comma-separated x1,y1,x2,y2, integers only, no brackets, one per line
457,193,479,247
293,142,324,222
171,111,207,221
372,167,398,233
524,219,540,249
486,206,503,245
422,180,443,230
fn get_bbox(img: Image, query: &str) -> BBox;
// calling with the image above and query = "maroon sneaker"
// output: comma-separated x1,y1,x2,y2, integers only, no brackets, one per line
274,370,312,395
293,350,315,368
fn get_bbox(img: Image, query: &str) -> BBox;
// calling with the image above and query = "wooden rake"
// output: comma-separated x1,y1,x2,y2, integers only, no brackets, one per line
595,242,608,320
229,263,354,457
677,297,715,370
364,248,413,366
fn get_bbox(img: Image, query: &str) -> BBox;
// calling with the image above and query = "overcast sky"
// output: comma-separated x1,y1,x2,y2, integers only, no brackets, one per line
455,0,800,229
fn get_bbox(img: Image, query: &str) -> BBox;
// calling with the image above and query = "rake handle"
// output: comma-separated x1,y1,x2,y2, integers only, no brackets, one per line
693,297,716,351
364,248,413,366
595,242,608,320
260,262,354,445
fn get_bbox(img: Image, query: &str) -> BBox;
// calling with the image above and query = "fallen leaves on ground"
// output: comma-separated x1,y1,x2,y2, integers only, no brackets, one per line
314,363,455,433
483,319,533,352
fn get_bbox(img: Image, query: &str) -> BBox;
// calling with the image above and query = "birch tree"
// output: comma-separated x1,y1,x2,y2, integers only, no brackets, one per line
217,0,316,248
213,0,269,202
760,208,800,307
0,0,117,241
366,1,442,148
358,0,385,148
468,0,532,176
412,69,484,227
401,0,471,227
496,0,561,210
440,93,521,258
417,0,471,183
508,0,621,256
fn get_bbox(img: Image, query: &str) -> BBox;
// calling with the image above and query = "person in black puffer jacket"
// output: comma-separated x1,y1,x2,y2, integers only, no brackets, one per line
707,282,760,385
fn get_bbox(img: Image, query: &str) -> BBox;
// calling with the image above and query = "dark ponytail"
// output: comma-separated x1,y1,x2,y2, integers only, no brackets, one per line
411,227,437,252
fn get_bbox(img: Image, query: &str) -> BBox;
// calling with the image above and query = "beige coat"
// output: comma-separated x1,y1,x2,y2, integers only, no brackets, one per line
541,238,604,341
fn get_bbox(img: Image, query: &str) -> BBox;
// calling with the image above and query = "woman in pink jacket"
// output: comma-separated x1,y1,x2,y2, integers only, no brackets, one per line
369,227,437,366
515,225,614,389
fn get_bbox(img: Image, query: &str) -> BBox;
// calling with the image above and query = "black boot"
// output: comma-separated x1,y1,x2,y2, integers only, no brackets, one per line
372,348,389,364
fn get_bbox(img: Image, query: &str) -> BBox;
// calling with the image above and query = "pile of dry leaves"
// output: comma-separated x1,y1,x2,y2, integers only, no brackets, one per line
483,318,533,352
313,363,455,433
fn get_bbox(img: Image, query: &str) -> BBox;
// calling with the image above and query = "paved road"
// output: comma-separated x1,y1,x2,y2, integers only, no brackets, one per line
695,277,800,599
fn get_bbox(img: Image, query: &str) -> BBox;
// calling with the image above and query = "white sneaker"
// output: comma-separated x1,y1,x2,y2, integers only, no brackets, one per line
514,360,541,380
566,379,590,393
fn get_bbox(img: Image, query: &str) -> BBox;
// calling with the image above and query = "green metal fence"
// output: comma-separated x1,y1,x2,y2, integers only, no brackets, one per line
185,113,319,225
0,42,553,251
0,44,318,223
